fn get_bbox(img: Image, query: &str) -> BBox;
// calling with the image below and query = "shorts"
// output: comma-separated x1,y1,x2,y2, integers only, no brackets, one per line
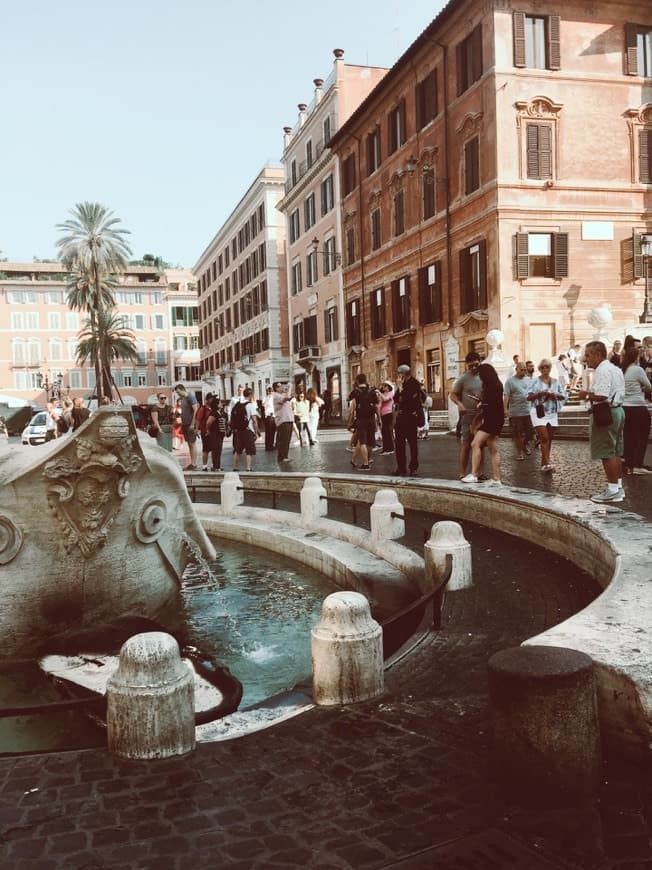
460,413,476,443
355,419,376,447
182,424,197,445
590,406,624,460
233,428,256,456
510,415,531,438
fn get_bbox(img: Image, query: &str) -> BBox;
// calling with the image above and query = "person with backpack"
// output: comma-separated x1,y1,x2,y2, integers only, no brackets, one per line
230,387,260,472
195,392,215,470
204,397,228,472
174,383,199,470
347,373,379,470
393,363,426,476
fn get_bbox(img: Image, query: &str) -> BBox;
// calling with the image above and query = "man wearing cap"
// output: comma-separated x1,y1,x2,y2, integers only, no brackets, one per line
393,364,426,476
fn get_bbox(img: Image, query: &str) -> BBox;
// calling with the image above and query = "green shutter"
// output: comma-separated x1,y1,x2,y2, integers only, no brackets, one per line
513,12,526,67
625,23,639,76
516,233,530,278
552,233,569,278
547,15,561,70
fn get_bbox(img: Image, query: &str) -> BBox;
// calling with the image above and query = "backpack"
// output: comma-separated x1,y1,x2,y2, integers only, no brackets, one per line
353,387,378,421
229,401,249,431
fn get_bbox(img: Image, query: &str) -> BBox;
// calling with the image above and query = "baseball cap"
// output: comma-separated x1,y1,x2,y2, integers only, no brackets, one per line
397,364,411,374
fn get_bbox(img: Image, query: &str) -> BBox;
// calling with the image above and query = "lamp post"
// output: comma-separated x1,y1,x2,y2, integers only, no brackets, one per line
36,371,64,401
640,234,652,324
310,236,342,268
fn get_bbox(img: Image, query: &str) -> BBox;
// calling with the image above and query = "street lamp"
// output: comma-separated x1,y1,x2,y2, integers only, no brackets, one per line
310,236,342,268
640,234,652,324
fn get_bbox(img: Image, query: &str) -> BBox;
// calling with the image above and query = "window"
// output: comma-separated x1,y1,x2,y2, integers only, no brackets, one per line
416,69,438,130
513,13,561,70
366,127,381,175
464,136,480,194
342,154,356,196
290,209,300,244
292,320,304,352
122,373,133,388
306,251,318,286
291,159,298,185
157,372,168,386
304,193,316,231
346,299,361,346
371,208,382,250
515,232,569,278
233,303,239,328
426,349,442,395
12,340,25,364
69,370,82,389
155,339,167,364
321,174,334,215
48,312,61,330
306,140,313,168
152,313,165,329
423,167,436,219
391,277,410,333
324,306,338,342
323,237,337,275
66,312,79,330
393,190,405,236
138,373,148,387
626,24,652,77
418,262,442,324
387,100,406,154
639,129,652,183
291,261,302,295
459,241,487,312
323,115,331,145
174,335,188,351
457,24,483,96
526,123,553,179
134,314,146,330
49,339,63,360
346,227,356,265
370,287,386,338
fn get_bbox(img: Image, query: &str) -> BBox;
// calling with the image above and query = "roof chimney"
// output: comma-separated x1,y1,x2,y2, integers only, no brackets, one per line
297,103,307,126
313,78,324,104
283,126,293,149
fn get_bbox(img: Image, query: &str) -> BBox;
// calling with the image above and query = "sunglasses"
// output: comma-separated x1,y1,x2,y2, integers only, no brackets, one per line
540,365,551,370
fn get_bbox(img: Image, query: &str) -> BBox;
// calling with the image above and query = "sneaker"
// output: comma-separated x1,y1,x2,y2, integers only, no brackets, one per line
461,473,478,483
345,446,355,452
184,464,197,471
633,467,652,475
360,464,371,470
590,487,625,503
381,451,394,456
541,464,553,472
202,465,209,471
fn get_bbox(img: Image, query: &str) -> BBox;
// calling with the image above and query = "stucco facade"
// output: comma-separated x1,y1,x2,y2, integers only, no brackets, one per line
0,262,199,406
194,165,289,400
329,0,652,407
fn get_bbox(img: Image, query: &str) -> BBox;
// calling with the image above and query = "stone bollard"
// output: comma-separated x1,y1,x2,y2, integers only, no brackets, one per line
424,520,472,592
220,471,244,515
370,489,404,541
488,645,601,802
311,591,383,705
107,632,195,760
300,476,327,521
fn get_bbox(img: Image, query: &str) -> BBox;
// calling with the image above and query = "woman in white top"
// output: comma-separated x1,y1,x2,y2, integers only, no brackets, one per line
527,358,567,472
621,345,652,474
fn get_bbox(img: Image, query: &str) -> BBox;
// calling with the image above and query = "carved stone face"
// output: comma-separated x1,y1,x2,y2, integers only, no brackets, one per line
0,409,215,659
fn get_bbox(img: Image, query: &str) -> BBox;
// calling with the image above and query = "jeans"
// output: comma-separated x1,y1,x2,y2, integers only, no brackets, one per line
276,421,293,460
623,405,651,469
395,412,418,473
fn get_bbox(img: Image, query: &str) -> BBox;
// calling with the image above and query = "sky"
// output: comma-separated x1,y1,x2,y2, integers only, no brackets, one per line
1,0,447,269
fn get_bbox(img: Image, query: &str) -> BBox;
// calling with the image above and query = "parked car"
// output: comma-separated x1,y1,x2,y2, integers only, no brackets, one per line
21,411,48,446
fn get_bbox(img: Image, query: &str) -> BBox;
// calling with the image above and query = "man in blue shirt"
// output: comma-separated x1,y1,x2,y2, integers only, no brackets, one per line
503,361,534,460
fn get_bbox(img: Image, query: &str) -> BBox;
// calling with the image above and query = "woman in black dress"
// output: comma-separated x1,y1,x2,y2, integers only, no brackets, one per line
462,363,504,484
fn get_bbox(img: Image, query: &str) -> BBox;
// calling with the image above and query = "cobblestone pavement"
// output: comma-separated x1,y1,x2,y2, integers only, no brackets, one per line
1,429,651,869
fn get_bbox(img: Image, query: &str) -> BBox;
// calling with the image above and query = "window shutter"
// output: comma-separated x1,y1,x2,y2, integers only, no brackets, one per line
472,24,483,81
434,261,442,322
456,42,464,97
513,12,526,67
625,23,639,76
547,15,561,70
526,124,542,178
639,129,652,183
400,98,407,143
478,239,487,308
418,267,427,322
321,182,327,216
552,233,569,278
516,233,530,278
415,82,423,131
459,248,471,313
538,124,553,178
633,232,644,279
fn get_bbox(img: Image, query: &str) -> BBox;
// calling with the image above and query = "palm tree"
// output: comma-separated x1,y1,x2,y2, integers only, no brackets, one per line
76,307,138,399
56,202,131,400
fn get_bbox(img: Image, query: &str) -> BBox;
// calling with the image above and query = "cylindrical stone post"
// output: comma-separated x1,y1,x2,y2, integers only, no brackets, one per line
370,489,404,541
220,471,244,515
107,632,195,760
311,591,383,705
424,520,472,592
300,476,327,521
488,645,601,802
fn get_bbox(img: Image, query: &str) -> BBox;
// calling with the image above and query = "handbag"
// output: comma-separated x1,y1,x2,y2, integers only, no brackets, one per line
535,401,545,419
592,401,612,427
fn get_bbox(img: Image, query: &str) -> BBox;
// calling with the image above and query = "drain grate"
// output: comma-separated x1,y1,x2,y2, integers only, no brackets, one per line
380,828,573,869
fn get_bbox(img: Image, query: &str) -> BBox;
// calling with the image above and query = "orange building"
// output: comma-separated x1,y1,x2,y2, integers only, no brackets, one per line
0,261,199,406
329,0,652,407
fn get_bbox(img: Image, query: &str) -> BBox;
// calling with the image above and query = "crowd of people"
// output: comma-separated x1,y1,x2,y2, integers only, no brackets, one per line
151,333,651,507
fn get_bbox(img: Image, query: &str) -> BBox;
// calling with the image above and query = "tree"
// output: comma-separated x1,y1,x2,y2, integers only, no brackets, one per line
76,307,138,399
56,202,131,400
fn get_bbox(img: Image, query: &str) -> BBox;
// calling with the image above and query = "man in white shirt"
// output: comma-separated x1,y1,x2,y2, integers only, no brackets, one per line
262,386,276,451
579,341,626,503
